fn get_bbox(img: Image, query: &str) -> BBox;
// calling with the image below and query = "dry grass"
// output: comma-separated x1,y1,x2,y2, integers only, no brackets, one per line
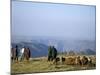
11,55,96,74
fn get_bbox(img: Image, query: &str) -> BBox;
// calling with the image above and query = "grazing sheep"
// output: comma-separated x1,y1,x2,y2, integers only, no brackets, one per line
75,56,82,65
65,57,76,65
81,56,88,65
61,55,96,67
88,57,96,67
92,56,96,64
53,57,60,65
88,57,92,64
61,57,66,64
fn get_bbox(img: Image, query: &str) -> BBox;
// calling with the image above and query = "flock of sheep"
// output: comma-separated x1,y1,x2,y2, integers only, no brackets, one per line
51,55,96,67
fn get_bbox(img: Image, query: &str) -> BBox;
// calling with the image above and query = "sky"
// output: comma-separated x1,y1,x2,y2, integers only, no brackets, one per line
11,1,96,40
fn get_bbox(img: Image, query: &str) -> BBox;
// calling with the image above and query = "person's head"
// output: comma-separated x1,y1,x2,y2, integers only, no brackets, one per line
16,45,18,48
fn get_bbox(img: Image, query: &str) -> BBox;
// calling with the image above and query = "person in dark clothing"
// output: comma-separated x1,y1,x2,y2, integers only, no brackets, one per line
48,46,53,61
52,46,57,60
15,45,18,62
11,45,18,63
48,46,58,62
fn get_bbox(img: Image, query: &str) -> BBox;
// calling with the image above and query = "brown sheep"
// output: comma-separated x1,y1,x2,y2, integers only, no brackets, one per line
81,56,88,65
88,57,92,64
75,56,82,65
65,57,76,65
88,57,96,67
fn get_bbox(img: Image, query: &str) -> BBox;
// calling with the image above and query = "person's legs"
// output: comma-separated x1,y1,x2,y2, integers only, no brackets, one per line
26,55,29,63
20,53,24,62
11,57,13,63
16,57,18,63
22,53,24,61
48,55,51,61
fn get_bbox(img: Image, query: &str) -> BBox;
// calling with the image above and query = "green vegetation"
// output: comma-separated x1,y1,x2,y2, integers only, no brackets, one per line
11,55,96,74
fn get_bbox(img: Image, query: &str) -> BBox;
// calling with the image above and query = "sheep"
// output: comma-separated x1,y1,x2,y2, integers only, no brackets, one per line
75,56,82,65
81,56,89,66
53,57,60,65
65,56,90,66
63,55,95,67
65,57,76,65
61,57,66,64
87,56,96,67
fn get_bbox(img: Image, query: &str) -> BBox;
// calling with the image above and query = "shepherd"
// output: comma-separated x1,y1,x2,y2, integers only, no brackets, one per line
19,47,25,62
11,45,18,63
24,47,31,62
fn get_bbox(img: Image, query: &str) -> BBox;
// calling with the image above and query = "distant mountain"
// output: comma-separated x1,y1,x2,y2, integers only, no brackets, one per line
11,36,96,57
83,49,96,55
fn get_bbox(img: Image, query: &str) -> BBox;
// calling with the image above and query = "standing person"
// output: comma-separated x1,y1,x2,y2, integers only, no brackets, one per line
19,47,25,62
15,45,19,63
28,48,31,59
11,47,13,62
24,47,31,62
11,45,18,63
48,46,53,61
52,46,57,60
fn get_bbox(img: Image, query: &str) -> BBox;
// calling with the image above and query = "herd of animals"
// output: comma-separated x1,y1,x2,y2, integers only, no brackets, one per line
11,45,96,67
48,56,96,67
47,46,96,67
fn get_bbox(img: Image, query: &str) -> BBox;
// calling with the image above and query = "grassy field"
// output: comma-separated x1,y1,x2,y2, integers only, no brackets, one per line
11,55,96,74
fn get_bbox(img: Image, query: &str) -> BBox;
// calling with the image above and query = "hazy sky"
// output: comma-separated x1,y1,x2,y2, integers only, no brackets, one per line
11,1,96,40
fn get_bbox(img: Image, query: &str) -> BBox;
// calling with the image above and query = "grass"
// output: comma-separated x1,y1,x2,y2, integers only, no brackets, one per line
11,56,96,74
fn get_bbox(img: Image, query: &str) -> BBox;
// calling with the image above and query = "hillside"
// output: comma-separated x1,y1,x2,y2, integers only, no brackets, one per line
11,36,96,57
